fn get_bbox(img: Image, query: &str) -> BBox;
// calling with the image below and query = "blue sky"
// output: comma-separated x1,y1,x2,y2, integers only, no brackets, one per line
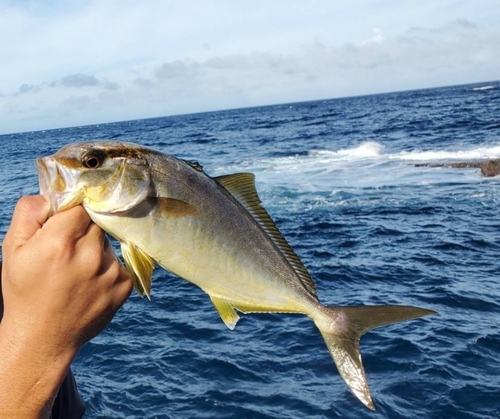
1,0,499,134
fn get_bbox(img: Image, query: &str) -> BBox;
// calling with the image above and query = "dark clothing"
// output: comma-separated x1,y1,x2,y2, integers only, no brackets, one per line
0,261,86,418
49,370,86,419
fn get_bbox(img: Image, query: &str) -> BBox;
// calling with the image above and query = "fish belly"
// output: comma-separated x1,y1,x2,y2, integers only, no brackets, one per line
88,209,314,315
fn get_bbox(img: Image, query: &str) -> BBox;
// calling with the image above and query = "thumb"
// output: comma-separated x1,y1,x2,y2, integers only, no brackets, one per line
3,196,50,252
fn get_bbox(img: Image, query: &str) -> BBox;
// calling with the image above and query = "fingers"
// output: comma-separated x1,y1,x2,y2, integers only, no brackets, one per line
102,237,133,290
84,228,132,298
4,197,93,254
43,205,93,242
3,196,50,250
2,195,134,355
6,194,132,297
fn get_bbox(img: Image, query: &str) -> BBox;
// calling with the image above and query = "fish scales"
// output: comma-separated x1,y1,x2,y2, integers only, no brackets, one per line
37,140,435,410
95,146,317,310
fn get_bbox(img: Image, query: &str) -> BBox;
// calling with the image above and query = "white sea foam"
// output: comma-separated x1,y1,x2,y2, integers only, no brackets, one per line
278,143,500,168
311,142,500,163
310,141,384,160
230,141,386,175
274,144,500,176
307,143,500,164
216,142,500,194
395,146,500,161
472,85,495,91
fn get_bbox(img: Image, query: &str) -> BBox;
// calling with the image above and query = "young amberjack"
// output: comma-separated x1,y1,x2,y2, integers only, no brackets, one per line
37,141,435,410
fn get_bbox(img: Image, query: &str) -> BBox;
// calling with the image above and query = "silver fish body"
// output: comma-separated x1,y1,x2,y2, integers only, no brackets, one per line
37,141,435,410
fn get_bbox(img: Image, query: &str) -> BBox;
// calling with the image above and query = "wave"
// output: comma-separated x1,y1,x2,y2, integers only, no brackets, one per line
319,142,500,162
395,146,500,161
258,142,500,168
310,141,384,160
214,141,500,192
305,142,500,165
472,85,495,91
225,142,385,175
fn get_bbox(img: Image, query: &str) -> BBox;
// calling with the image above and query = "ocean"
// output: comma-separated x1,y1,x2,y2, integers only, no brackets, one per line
0,82,499,418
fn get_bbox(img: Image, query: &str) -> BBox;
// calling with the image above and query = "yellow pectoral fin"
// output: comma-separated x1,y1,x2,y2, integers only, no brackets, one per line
120,241,155,300
209,295,240,330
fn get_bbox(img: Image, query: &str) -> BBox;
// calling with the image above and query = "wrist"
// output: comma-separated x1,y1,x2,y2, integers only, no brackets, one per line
0,317,78,418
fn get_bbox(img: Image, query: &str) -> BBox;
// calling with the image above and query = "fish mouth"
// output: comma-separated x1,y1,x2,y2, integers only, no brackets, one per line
36,156,82,214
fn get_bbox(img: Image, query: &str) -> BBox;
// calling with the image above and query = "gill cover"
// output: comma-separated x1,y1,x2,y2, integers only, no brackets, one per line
82,159,151,214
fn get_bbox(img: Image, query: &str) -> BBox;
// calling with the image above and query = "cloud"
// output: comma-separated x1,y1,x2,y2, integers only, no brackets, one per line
132,77,154,88
408,18,478,35
60,95,92,112
58,74,100,88
50,73,120,90
155,61,204,80
1,8,500,135
18,83,41,94
362,28,385,45
136,18,498,102
446,18,478,30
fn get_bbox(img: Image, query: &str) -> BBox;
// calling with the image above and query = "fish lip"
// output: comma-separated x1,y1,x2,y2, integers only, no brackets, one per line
36,156,75,214
37,157,58,214
36,157,50,196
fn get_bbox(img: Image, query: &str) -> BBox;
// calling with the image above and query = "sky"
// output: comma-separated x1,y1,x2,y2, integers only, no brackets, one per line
0,0,499,135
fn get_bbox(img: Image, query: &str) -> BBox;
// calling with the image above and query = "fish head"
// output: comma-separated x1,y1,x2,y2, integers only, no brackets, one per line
37,141,152,214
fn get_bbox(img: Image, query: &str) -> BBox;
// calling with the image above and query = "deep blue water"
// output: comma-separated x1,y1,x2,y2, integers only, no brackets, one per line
1,82,500,418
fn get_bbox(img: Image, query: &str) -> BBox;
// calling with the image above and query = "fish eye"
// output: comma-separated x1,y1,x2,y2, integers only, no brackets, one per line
83,151,105,169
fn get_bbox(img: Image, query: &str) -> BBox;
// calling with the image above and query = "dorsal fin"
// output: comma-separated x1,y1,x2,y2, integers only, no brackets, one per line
182,159,204,172
215,173,318,297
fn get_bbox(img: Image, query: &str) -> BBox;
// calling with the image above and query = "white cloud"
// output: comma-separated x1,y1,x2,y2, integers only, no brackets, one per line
362,28,385,45
0,0,499,134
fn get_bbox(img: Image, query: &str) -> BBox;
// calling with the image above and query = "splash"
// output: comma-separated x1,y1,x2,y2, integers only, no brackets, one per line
472,85,495,91
311,141,384,160
396,145,500,161
215,142,500,195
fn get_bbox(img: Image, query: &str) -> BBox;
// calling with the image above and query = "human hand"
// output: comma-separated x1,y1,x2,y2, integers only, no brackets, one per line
1,195,132,352
0,195,132,418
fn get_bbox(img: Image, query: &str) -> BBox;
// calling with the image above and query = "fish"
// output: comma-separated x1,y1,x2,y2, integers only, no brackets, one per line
36,141,435,410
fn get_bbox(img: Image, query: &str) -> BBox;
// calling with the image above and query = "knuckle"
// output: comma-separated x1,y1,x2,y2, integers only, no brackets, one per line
50,233,76,256
46,237,68,258
15,195,34,212
85,247,106,276
107,259,122,280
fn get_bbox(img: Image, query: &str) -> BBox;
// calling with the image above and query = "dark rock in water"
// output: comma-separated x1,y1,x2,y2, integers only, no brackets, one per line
480,160,500,177
415,159,500,177
415,162,481,169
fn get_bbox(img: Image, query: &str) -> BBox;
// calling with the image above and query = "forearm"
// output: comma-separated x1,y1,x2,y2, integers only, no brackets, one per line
0,319,77,419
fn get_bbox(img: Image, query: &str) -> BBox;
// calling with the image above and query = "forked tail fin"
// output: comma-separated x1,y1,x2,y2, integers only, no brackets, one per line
316,305,435,410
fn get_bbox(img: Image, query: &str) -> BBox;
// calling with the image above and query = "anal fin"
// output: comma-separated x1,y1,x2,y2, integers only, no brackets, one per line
120,241,155,300
209,295,240,330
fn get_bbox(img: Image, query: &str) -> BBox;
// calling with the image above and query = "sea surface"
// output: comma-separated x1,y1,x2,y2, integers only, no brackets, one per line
1,82,499,418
